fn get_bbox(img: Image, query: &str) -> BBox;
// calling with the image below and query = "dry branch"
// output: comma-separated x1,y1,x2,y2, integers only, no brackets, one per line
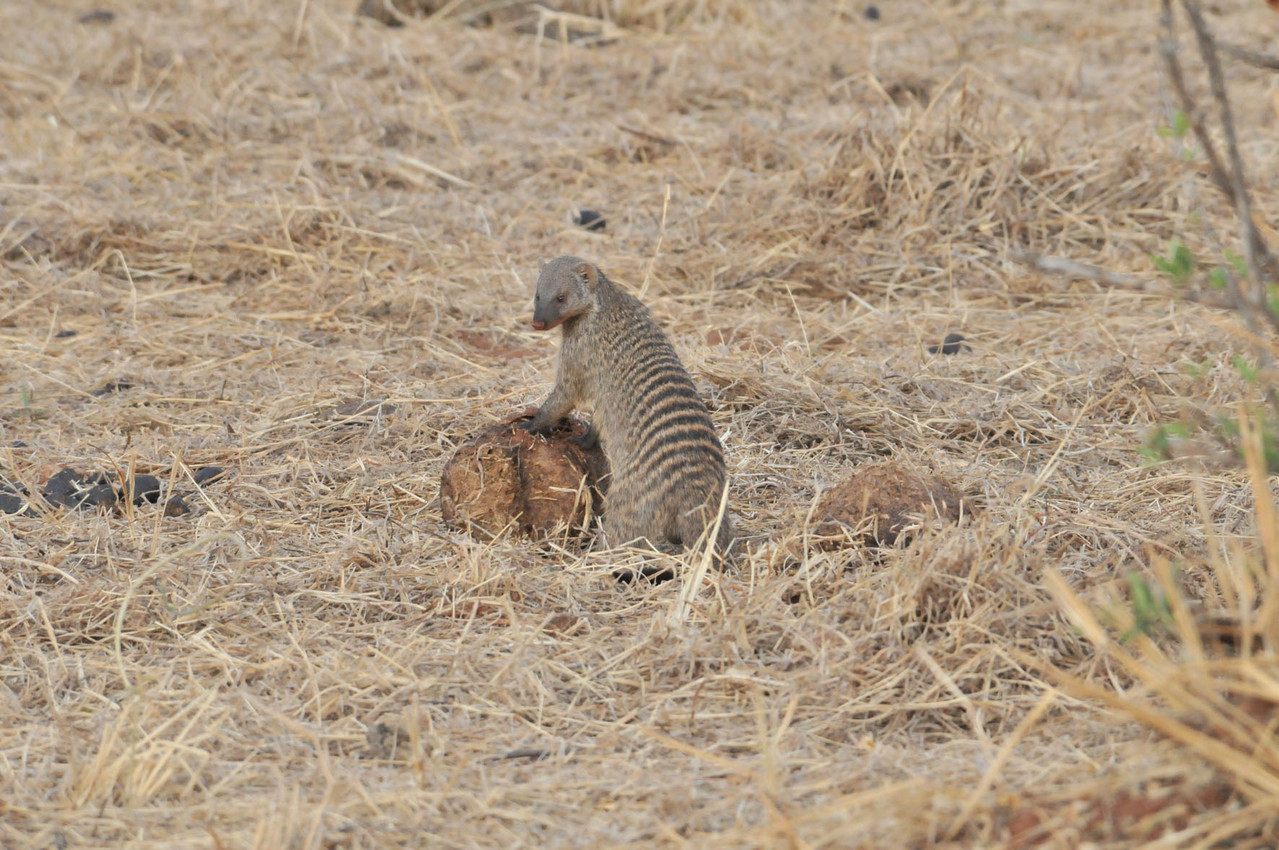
1160,0,1279,338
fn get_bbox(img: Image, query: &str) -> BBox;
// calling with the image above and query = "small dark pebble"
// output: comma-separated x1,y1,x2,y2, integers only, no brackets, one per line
11,440,29,448
572,208,606,232
43,468,118,510
865,5,880,20
164,495,189,517
193,466,226,487
92,378,134,397
78,9,116,24
54,330,77,339
125,474,162,505
928,333,972,356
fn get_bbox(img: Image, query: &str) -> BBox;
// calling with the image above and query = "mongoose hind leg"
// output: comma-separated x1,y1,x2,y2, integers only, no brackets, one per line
675,505,736,570
600,500,673,555
601,510,680,585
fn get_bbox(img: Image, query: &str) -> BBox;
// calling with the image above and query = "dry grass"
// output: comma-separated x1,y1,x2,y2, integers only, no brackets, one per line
3,0,1279,846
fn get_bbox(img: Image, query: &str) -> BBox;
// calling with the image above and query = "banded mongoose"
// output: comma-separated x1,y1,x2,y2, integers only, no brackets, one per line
522,255,734,564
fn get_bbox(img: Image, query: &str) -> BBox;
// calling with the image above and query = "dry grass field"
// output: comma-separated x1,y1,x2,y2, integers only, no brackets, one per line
4,0,1279,846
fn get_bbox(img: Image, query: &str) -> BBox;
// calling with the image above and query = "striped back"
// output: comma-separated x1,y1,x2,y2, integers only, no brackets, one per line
584,277,726,498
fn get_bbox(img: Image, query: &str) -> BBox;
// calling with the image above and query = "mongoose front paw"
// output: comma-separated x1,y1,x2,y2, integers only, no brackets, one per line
574,425,599,449
517,417,553,437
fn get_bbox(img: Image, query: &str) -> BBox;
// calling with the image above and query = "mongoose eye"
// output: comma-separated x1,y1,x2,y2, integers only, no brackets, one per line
556,294,566,304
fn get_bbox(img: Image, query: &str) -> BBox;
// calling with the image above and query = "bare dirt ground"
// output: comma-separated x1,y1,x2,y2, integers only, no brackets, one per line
3,0,1279,847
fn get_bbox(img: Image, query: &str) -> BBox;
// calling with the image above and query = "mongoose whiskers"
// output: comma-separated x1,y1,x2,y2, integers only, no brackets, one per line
522,255,734,565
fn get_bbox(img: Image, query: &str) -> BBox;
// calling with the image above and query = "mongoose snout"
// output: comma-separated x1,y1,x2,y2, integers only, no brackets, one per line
523,255,734,565
530,260,593,331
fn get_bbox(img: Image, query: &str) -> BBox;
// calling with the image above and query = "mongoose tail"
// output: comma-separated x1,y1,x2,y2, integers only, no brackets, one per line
523,255,735,566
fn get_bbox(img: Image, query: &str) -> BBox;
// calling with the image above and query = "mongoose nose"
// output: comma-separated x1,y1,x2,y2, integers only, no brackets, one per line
531,320,547,331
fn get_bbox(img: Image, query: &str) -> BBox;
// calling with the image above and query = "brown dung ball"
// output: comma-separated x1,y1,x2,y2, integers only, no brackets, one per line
811,462,968,549
440,413,609,541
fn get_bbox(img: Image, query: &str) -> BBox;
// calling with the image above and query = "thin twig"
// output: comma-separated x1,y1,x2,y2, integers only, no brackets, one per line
1158,1,1233,199
1159,1,1279,344
1010,249,1141,288
1181,1,1273,286
1220,42,1279,72
1010,249,1234,309
616,123,681,147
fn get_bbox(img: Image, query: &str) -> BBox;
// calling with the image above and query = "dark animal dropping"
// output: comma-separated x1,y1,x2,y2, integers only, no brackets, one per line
572,208,606,232
93,377,134,397
78,9,116,24
43,469,117,510
193,466,227,487
928,333,971,355
127,475,162,505
0,479,32,516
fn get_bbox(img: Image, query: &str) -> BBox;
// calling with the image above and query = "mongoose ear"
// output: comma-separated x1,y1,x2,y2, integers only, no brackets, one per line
539,257,548,271
579,263,599,290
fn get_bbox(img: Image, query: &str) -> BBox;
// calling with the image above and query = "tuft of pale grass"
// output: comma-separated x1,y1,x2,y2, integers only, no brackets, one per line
1039,405,1279,845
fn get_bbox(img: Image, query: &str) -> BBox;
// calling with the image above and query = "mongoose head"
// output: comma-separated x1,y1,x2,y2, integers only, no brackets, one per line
531,256,599,331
